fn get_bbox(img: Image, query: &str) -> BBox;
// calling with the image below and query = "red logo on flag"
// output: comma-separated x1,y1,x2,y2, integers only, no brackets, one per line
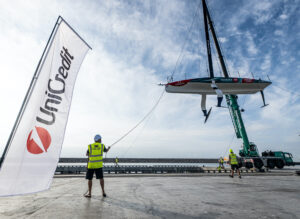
27,126,51,154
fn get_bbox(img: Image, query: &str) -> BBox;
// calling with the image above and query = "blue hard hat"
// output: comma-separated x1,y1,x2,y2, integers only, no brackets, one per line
94,134,102,142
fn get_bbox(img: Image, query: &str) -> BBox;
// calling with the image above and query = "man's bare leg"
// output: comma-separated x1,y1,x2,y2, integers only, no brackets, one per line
87,180,92,196
100,179,106,197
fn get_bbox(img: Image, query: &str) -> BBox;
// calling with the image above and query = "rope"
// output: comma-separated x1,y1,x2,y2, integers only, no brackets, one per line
272,84,300,98
108,90,165,148
170,1,201,80
121,112,153,158
223,134,235,158
103,2,199,156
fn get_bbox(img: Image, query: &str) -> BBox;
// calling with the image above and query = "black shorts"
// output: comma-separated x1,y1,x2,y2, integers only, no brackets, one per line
231,165,239,170
86,168,103,180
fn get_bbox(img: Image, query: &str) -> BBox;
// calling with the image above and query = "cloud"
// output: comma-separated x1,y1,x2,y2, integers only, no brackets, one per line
279,14,288,20
261,54,271,72
218,37,227,43
0,0,299,161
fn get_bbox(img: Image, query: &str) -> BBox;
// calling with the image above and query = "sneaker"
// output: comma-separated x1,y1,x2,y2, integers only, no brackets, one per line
229,175,233,178
239,175,242,179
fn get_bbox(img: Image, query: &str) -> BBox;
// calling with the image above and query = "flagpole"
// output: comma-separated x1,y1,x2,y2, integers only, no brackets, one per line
0,16,63,169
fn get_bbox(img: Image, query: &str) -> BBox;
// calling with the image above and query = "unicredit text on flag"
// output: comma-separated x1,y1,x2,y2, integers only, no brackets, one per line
36,47,74,125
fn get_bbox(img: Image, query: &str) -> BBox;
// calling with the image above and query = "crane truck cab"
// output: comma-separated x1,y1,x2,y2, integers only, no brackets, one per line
261,150,294,169
281,152,294,166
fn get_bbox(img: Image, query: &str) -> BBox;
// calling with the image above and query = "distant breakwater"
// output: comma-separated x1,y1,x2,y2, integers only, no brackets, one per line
59,158,219,163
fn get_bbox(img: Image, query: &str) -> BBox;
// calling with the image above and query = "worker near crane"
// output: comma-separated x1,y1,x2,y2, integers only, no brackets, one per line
228,149,241,178
218,157,224,170
115,157,119,167
85,134,110,198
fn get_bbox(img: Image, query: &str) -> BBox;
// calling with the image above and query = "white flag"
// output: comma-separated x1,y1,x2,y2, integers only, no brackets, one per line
0,18,90,196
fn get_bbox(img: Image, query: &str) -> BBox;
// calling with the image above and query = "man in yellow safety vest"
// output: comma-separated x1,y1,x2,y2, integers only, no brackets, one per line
218,157,224,169
115,157,119,167
228,149,241,178
85,134,110,198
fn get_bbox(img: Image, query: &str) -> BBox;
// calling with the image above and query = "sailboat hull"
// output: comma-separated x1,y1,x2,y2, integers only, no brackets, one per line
165,77,271,95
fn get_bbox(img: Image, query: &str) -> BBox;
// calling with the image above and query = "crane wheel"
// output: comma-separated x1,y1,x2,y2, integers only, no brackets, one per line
253,158,263,169
275,159,284,169
267,159,275,169
245,162,253,169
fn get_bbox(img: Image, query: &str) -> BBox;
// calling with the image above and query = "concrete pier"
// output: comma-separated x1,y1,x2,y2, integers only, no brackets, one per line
1,173,300,218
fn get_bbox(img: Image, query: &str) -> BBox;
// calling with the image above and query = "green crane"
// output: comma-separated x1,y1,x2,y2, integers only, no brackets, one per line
202,0,261,168
202,0,293,169
225,94,264,168
226,94,259,157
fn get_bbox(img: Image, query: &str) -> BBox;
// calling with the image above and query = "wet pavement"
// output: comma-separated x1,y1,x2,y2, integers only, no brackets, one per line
0,174,300,218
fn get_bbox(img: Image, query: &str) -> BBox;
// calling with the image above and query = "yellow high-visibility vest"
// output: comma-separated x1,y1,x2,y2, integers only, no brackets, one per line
229,153,238,165
88,143,104,169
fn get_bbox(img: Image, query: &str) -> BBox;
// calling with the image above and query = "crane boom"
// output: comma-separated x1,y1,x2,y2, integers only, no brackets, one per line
202,0,259,158
225,94,259,157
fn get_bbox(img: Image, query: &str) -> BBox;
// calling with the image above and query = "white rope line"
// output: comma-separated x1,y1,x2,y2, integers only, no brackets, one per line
109,90,165,148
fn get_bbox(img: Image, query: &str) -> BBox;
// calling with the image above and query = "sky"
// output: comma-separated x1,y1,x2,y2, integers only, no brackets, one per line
0,0,299,160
